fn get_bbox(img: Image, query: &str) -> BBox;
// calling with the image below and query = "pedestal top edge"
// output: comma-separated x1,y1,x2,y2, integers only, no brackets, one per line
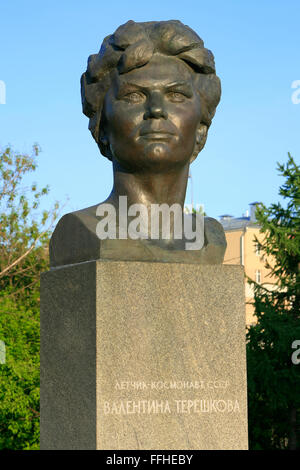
41,258,244,277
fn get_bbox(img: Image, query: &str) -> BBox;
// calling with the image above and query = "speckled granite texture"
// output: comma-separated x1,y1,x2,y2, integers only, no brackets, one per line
40,260,248,450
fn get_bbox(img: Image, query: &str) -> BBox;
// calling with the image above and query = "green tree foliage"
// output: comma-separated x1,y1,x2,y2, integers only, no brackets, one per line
0,290,40,449
247,153,300,449
0,145,59,449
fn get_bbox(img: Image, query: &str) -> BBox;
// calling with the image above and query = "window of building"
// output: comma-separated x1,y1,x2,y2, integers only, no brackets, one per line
255,243,261,256
255,270,261,284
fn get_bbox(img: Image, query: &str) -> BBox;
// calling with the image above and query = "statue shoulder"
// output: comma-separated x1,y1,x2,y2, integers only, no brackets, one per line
204,216,226,245
49,205,100,268
203,216,227,264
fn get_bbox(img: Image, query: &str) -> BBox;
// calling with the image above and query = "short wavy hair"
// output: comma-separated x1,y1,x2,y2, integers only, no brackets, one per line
81,20,221,160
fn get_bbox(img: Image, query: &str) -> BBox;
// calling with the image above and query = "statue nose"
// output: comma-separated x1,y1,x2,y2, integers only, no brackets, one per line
144,93,168,120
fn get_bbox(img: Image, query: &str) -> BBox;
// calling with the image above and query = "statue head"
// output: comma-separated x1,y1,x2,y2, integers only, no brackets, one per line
81,20,221,171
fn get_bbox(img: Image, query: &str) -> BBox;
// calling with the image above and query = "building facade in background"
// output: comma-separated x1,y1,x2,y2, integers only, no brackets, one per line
220,203,276,325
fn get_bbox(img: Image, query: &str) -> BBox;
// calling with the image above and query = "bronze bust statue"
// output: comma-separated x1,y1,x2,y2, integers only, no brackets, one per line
50,20,226,267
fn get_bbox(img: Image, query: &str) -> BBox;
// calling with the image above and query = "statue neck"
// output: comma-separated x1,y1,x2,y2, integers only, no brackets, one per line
109,160,190,209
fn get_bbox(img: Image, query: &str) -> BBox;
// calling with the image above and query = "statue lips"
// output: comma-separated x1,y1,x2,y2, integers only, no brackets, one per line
139,126,176,141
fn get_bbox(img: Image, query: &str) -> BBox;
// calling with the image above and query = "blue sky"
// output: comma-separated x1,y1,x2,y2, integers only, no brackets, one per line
1,0,299,219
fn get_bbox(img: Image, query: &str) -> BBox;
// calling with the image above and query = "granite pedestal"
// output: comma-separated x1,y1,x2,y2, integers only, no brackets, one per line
40,260,248,450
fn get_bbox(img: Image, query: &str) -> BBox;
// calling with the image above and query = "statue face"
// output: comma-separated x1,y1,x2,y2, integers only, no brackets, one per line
102,54,203,173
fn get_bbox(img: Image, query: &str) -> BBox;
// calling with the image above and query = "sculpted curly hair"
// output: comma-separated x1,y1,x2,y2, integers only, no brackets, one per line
81,20,221,161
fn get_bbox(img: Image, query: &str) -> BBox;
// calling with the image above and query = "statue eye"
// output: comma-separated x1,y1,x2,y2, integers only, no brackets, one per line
167,91,186,102
123,91,145,103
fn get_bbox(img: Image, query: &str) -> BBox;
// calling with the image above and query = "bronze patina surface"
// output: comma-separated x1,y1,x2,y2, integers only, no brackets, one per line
50,20,226,267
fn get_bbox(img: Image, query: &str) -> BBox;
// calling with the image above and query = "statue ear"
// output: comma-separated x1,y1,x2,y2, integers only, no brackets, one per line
190,124,208,163
97,108,113,160
98,132,113,160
